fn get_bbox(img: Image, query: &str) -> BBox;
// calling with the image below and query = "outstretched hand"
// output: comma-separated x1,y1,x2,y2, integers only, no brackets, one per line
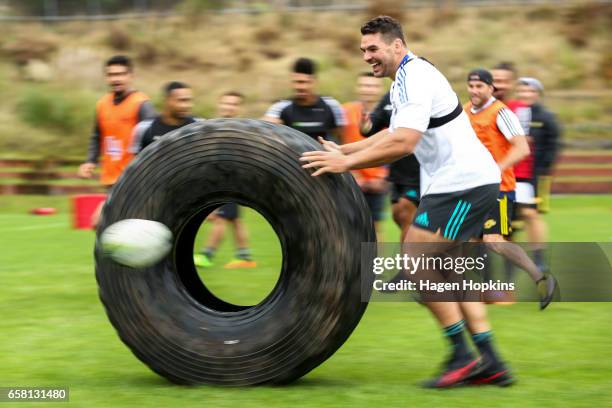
300,137,350,176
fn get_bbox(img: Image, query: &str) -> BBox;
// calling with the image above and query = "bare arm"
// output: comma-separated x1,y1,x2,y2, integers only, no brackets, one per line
496,107,530,171
261,115,283,125
301,128,421,176
346,127,420,169
262,100,289,125
498,134,530,171
339,127,389,155
78,117,100,178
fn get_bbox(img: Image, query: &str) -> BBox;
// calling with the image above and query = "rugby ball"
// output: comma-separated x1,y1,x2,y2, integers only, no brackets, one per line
101,219,173,268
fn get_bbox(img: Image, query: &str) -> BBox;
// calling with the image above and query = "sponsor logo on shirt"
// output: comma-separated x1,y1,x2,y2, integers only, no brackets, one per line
293,122,324,127
105,136,123,161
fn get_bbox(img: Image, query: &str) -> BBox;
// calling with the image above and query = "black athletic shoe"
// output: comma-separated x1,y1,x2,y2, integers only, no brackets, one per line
469,362,516,387
422,356,484,389
537,273,558,310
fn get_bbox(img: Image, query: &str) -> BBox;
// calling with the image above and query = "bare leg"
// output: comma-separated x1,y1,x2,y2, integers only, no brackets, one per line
459,302,491,334
232,219,249,249
405,226,498,388
205,217,227,250
403,226,463,326
483,233,543,282
392,198,418,243
522,206,548,251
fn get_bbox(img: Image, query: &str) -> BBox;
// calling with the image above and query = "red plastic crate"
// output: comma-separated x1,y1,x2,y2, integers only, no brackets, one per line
72,194,107,229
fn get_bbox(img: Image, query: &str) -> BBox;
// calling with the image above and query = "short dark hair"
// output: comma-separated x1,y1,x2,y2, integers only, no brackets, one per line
105,55,132,71
293,57,316,76
493,61,516,73
222,90,244,100
360,15,406,46
163,81,190,97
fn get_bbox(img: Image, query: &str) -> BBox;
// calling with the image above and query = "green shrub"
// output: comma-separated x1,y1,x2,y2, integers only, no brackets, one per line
556,45,587,89
366,0,404,21
106,26,132,51
17,87,94,136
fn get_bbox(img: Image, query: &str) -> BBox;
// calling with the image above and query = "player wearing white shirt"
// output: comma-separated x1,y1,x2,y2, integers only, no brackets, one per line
301,15,513,389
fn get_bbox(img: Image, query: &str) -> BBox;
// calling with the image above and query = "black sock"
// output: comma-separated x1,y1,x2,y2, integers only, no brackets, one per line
472,331,502,366
203,247,215,259
236,247,252,261
443,320,472,366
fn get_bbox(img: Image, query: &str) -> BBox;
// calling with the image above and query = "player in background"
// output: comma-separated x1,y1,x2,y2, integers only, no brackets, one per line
489,62,531,287
262,57,346,144
342,72,389,240
362,91,421,243
77,55,155,227
515,77,561,272
194,92,257,269
492,63,558,275
131,81,201,153
465,69,557,310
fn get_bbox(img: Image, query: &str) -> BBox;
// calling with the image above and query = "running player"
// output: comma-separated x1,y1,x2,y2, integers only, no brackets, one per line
194,91,257,269
262,57,346,143
489,61,532,294
77,55,155,227
302,16,513,388
342,72,389,239
515,77,561,271
465,69,557,309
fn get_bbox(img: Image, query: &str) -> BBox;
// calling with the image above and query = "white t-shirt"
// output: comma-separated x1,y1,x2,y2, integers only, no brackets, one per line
470,97,526,140
390,52,500,196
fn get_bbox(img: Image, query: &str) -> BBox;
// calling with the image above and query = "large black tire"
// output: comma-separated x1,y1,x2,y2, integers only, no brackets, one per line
95,119,375,385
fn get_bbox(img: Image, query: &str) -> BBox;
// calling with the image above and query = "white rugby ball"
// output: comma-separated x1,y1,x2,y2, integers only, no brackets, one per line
101,219,173,268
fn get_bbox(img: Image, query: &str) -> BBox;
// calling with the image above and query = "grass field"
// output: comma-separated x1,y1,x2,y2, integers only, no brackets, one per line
1,194,611,407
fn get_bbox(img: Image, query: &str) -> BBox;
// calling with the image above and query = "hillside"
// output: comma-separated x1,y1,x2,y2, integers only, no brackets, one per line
0,2,611,158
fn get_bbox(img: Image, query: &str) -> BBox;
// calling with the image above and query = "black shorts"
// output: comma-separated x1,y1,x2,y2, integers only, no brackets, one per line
390,183,420,205
412,183,500,241
363,192,386,222
483,191,515,236
217,203,240,220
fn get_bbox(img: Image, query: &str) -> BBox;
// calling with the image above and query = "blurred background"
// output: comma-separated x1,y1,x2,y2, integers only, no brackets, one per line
0,1,611,162
0,1,611,406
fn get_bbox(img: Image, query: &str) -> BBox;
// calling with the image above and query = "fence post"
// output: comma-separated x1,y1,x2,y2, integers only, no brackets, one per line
43,0,59,18
87,0,102,15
